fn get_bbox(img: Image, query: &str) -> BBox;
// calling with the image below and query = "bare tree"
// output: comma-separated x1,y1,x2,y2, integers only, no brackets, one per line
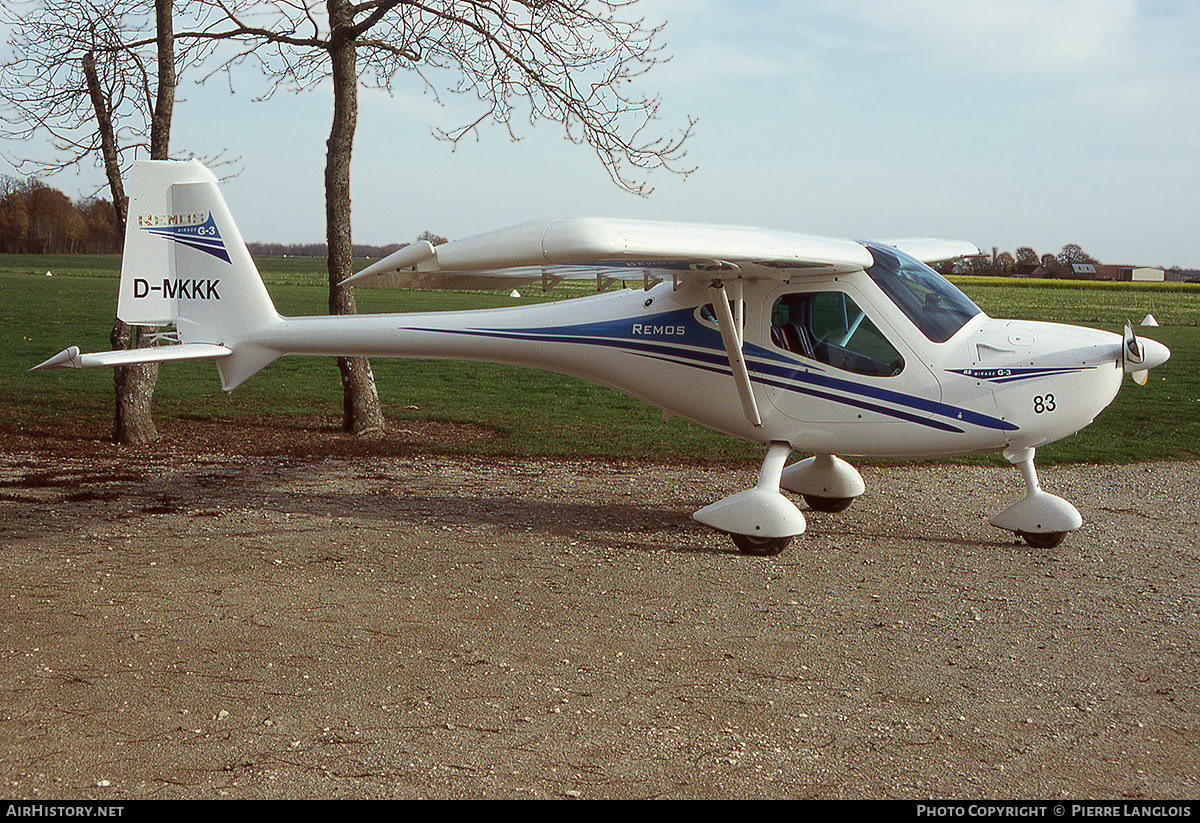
1014,246,1039,275
191,0,695,436
1,0,218,443
1057,243,1095,267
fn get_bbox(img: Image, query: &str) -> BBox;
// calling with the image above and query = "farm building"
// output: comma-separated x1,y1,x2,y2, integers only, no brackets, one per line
1070,263,1165,282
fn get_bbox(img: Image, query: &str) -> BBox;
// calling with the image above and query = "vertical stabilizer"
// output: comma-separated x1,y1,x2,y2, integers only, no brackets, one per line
117,160,283,389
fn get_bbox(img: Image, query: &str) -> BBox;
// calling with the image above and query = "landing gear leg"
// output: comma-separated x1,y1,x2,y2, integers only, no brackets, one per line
989,447,1082,548
692,441,806,556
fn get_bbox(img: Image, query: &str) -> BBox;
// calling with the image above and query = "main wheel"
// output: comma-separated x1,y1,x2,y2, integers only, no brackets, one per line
731,533,792,556
802,494,854,513
1018,531,1067,549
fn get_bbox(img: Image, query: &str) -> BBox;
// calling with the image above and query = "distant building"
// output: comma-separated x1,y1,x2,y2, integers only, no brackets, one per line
1130,266,1165,282
1071,263,1165,282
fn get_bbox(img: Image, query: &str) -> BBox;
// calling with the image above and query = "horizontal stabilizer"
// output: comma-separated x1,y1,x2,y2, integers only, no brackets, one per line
30,342,232,372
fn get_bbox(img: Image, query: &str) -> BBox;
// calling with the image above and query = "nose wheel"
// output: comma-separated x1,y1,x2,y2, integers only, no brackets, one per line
990,447,1081,548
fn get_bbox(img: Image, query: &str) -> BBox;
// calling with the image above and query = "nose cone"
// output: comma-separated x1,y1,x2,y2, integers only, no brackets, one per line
1124,328,1171,385
1140,336,1171,372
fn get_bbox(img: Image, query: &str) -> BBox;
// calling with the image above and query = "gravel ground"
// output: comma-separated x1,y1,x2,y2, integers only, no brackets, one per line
0,419,1197,799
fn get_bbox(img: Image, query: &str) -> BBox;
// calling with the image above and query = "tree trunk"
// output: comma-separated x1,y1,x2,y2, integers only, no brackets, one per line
106,0,176,445
109,324,159,444
325,0,384,437
84,49,160,445
150,0,174,159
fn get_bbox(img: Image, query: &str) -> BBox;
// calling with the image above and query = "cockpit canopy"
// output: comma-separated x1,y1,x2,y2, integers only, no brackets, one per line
864,243,982,343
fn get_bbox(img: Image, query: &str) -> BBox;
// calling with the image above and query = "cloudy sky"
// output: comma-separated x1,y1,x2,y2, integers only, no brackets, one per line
8,0,1200,267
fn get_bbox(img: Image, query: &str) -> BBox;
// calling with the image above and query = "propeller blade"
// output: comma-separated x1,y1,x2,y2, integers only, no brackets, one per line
1123,320,1146,383
1124,320,1144,363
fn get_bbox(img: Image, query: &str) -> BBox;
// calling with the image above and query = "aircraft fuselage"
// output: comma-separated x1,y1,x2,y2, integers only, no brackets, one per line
243,270,1126,461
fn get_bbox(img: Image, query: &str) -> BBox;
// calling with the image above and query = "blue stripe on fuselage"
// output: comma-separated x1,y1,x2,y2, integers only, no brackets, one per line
402,308,1018,434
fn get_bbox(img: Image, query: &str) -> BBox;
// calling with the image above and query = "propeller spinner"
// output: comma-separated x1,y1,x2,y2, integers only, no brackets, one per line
1123,320,1170,385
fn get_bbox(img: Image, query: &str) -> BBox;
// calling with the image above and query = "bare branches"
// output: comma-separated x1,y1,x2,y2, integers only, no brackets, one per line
1,0,147,177
3,0,694,194
412,1,697,194
192,0,695,195
0,0,229,182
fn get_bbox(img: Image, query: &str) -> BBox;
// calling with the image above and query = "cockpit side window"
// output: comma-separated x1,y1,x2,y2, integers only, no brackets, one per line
770,291,905,377
864,244,981,343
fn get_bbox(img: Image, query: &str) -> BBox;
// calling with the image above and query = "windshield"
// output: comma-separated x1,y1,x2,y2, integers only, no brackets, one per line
864,243,982,343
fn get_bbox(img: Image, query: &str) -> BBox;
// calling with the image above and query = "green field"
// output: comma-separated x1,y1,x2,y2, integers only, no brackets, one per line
2,254,1197,463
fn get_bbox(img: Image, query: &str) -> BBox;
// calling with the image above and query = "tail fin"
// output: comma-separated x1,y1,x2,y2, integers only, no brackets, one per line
117,160,283,389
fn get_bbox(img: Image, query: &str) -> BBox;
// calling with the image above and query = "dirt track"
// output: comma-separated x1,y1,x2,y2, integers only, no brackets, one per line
1,419,1197,799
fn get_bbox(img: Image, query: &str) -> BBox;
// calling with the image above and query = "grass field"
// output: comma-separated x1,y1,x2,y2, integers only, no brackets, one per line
2,254,1197,463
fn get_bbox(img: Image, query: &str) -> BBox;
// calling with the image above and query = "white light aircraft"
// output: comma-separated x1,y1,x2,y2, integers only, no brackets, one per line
34,160,1171,555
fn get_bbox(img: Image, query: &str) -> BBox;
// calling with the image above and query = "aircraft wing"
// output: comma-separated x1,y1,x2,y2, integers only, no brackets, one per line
343,218,880,290
878,237,983,264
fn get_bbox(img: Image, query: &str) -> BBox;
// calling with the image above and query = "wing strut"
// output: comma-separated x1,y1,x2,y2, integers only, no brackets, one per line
708,280,762,428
